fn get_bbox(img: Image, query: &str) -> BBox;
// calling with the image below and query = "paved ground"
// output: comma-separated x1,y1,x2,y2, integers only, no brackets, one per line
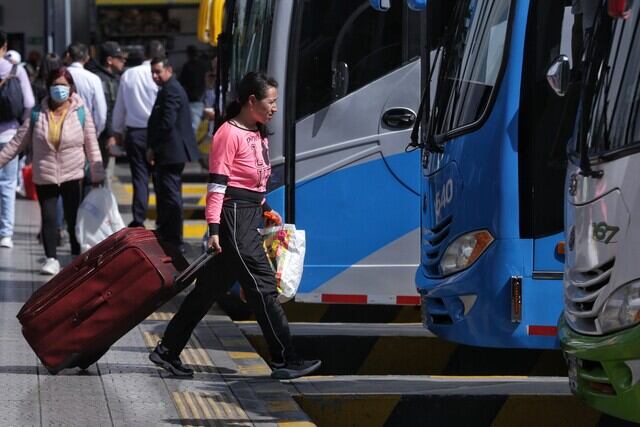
0,194,313,426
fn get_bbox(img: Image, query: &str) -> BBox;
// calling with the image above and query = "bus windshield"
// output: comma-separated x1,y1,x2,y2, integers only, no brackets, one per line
431,0,512,138
228,0,276,96
578,3,640,158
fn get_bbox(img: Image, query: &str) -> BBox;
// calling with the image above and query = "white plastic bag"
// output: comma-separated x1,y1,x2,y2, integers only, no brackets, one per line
259,224,306,303
76,187,126,252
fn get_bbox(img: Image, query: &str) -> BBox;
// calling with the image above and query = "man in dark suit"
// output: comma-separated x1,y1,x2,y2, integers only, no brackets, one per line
147,57,199,251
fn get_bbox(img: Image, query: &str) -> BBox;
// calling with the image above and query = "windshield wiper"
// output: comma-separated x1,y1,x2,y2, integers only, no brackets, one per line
577,7,612,179
578,79,606,178
408,1,466,154
407,45,444,153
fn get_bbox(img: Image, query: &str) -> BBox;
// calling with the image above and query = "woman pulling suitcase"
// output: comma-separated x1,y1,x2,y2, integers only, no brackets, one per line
150,72,321,380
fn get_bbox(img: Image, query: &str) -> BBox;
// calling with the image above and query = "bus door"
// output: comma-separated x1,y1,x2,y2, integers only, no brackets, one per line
519,2,580,276
288,0,423,303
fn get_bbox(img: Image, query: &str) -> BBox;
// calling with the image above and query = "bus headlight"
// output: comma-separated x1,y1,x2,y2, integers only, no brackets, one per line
598,281,640,334
440,230,494,275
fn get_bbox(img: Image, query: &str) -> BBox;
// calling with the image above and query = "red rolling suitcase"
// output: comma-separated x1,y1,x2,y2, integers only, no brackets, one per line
17,227,213,374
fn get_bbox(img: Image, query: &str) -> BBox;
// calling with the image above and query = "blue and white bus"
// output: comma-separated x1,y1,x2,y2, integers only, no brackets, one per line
393,0,583,348
204,0,424,305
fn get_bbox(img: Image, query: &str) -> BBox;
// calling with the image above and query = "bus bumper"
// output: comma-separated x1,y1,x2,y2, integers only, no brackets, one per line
559,316,640,423
415,240,561,349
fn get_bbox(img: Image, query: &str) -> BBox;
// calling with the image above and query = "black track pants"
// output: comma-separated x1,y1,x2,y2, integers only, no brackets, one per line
161,202,296,363
36,179,83,258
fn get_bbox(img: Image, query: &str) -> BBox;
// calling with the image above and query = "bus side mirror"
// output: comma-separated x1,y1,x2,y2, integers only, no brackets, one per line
546,55,570,97
332,62,349,100
369,0,391,11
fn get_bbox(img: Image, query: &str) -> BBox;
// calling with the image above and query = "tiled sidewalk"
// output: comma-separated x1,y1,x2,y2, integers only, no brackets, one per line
0,198,313,427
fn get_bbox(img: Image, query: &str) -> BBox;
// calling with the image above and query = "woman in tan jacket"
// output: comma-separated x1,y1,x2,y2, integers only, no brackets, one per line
0,66,104,275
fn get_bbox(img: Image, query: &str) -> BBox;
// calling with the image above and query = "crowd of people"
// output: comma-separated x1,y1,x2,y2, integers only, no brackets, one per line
0,33,215,274
0,32,320,380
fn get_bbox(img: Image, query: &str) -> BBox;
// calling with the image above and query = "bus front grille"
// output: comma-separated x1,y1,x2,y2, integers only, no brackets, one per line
564,258,615,334
422,215,452,276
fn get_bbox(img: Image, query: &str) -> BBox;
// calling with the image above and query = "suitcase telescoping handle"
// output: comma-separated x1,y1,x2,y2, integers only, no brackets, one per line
174,248,216,289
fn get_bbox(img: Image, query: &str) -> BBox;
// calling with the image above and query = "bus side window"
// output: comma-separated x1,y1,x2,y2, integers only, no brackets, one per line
295,1,419,120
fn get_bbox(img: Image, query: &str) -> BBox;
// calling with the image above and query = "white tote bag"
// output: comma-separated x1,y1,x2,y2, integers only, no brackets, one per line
259,224,306,303
76,187,126,252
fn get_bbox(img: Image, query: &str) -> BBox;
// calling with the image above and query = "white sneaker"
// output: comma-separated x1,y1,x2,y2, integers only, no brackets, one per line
0,237,13,248
40,258,60,275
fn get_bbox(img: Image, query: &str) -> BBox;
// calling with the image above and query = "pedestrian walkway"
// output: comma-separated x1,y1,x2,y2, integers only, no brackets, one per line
0,197,313,426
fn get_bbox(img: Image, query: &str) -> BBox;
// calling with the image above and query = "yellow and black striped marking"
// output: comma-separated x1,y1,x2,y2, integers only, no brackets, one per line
228,350,271,376
144,307,314,426
110,178,209,238
244,325,568,377
171,391,251,427
146,311,173,321
294,393,630,427
116,183,207,220
222,301,423,324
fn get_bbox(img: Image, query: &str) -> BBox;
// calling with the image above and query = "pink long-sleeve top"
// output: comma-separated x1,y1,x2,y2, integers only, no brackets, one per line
206,121,271,234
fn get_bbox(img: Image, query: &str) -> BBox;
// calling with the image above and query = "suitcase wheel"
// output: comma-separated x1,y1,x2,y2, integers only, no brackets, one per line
76,347,109,371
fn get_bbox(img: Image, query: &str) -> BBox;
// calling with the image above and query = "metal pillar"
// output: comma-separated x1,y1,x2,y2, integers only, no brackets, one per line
44,0,54,53
44,0,69,54
44,0,89,55
64,0,72,47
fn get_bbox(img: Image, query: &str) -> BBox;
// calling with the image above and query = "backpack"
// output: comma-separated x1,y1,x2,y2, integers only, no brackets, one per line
0,65,25,122
30,105,85,132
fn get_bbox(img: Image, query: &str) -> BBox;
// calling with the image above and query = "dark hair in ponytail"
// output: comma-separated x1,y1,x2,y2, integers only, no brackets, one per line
225,72,278,138
224,101,242,122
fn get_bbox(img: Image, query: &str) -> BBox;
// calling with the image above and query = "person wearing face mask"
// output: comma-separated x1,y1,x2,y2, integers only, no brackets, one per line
30,53,67,247
32,53,63,104
0,67,104,275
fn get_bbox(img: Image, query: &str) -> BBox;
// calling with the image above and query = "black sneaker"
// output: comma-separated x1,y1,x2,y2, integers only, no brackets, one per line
270,359,321,380
149,344,194,377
